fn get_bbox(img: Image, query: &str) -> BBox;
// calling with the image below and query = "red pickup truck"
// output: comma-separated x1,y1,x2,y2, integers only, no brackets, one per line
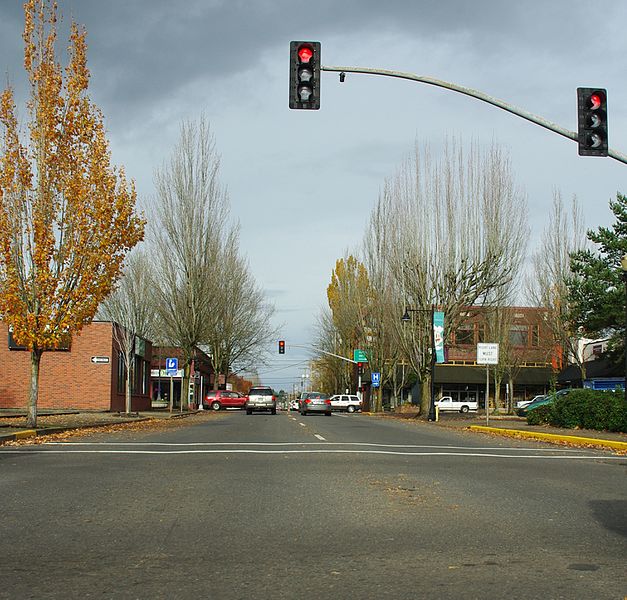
203,390,248,411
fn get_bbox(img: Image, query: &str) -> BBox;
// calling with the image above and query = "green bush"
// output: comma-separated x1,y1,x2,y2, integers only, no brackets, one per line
526,404,554,425
528,389,626,432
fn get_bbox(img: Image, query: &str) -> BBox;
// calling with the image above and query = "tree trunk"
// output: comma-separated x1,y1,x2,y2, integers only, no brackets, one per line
27,348,43,428
493,374,503,412
125,366,132,415
508,376,515,413
420,377,430,417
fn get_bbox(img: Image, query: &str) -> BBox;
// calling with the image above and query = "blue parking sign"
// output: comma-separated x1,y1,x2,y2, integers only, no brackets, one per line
371,372,381,387
166,357,178,376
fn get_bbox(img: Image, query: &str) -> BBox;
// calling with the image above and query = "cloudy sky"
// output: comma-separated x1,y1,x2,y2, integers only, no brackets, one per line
1,0,626,392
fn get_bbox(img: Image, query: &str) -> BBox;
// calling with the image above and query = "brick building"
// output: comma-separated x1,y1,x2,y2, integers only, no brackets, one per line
434,306,556,406
150,346,214,409
0,321,152,412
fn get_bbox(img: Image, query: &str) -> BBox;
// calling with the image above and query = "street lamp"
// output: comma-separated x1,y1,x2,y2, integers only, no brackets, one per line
621,254,627,392
401,306,436,421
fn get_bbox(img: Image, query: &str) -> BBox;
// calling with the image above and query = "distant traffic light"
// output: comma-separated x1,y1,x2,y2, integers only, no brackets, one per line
577,88,608,156
357,362,364,375
278,340,285,354
289,41,321,110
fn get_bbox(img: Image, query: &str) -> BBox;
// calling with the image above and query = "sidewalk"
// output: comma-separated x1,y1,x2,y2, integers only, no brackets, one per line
0,408,201,444
378,411,627,453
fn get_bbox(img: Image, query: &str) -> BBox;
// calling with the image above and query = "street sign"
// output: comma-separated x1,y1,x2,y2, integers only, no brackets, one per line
477,343,499,365
166,357,178,376
371,372,381,387
90,356,110,364
353,349,368,363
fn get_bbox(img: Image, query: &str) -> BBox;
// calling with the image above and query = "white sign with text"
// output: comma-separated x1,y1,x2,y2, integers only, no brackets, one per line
477,343,499,365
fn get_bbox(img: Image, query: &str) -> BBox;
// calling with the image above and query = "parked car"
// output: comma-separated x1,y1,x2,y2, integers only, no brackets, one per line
516,394,545,410
435,396,478,413
246,386,277,415
517,388,574,417
299,392,332,416
329,394,362,413
203,390,247,411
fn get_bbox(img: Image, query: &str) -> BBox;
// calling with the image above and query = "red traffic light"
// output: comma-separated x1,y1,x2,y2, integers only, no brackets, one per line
278,340,285,354
577,87,608,157
589,93,603,110
298,46,313,64
289,41,321,110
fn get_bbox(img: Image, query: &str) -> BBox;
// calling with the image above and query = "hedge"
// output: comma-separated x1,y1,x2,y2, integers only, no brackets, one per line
526,389,626,432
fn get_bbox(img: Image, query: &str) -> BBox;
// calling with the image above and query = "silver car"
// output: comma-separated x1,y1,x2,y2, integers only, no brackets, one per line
299,392,332,416
246,386,277,415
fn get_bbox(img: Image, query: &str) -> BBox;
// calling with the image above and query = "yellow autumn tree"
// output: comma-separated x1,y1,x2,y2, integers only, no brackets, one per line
323,255,373,395
0,1,144,426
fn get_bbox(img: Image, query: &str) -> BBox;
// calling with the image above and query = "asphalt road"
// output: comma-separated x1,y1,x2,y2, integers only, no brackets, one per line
1,411,625,600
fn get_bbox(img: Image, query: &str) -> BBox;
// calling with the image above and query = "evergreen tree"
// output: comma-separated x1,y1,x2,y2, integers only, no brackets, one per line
567,193,627,363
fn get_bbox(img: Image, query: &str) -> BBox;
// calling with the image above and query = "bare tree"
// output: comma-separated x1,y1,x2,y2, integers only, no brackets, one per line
98,249,155,415
377,139,528,416
150,117,275,403
526,191,586,378
201,234,276,386
149,118,231,407
362,199,408,410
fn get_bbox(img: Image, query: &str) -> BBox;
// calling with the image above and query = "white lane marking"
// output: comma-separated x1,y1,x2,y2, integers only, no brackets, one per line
41,441,585,452
314,434,326,441
299,423,306,427
0,448,622,459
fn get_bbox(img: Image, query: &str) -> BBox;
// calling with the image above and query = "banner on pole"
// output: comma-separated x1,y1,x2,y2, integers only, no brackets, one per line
433,311,445,363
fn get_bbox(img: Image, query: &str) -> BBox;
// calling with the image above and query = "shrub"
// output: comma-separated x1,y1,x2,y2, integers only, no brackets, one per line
526,404,554,426
539,389,626,432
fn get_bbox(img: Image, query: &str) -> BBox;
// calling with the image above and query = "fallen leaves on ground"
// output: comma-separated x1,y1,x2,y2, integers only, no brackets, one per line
2,411,219,446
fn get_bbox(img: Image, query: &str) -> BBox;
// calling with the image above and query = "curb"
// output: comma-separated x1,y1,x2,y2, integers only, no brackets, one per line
469,425,627,452
0,418,152,444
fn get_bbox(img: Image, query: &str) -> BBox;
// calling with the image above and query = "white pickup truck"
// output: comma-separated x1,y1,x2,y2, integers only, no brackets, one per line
435,396,478,413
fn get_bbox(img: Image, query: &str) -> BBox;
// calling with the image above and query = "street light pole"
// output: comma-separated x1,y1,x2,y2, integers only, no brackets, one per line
401,305,437,421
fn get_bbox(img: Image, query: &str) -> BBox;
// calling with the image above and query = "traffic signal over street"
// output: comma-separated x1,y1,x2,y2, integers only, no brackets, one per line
278,340,285,354
577,88,608,156
289,41,321,110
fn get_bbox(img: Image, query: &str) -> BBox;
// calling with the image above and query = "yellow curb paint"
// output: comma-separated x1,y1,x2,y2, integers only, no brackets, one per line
14,430,36,439
469,426,627,452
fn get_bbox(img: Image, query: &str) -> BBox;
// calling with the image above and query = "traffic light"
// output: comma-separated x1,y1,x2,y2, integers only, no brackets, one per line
278,340,285,354
289,41,321,110
577,88,608,156
357,362,364,375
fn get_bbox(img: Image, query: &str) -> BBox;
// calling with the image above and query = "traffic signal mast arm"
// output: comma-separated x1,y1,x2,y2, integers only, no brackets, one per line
322,64,627,165
288,344,358,364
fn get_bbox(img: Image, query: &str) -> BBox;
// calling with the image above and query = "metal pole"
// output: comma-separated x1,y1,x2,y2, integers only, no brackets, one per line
624,272,627,392
428,305,436,421
322,65,627,166
486,365,490,426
